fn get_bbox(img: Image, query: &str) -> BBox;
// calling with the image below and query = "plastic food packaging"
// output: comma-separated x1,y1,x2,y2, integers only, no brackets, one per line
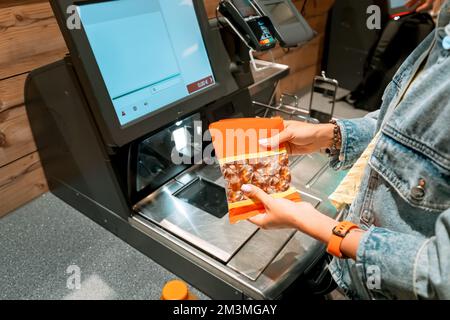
209,117,301,224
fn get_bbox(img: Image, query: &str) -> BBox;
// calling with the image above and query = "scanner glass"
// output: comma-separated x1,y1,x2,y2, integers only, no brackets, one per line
174,178,228,219
136,113,202,193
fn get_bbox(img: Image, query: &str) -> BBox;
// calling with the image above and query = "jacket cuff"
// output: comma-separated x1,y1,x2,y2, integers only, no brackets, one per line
355,226,427,299
330,118,377,170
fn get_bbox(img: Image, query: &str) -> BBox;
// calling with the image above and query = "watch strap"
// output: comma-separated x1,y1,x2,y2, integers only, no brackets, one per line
327,221,359,258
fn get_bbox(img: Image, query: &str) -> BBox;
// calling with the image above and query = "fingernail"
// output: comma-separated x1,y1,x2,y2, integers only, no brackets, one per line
259,138,269,146
241,184,252,193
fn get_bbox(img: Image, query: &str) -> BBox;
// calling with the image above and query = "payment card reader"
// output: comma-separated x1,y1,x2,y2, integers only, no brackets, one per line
252,0,316,48
218,0,277,52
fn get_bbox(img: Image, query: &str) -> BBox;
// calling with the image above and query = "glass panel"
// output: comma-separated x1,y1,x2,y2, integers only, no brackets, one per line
136,113,202,192
174,178,228,219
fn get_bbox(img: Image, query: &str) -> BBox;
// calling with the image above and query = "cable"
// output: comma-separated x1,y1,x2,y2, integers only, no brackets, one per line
301,0,308,15
216,4,227,29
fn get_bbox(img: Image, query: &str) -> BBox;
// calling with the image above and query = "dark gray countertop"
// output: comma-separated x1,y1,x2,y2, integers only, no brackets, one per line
0,193,208,300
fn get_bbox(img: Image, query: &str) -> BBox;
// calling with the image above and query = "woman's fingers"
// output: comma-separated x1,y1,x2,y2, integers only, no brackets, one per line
406,0,434,11
248,214,268,228
416,0,434,11
241,185,272,228
406,0,420,8
259,120,299,148
259,129,292,149
241,184,273,206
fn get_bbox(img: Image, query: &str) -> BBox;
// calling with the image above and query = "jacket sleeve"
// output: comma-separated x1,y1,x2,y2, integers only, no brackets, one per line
355,208,450,299
330,110,379,170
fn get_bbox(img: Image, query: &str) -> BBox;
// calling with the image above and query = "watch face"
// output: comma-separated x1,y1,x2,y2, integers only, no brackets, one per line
332,225,346,237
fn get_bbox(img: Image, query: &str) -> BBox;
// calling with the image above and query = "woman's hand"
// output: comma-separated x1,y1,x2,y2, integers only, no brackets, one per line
241,184,314,229
242,184,364,260
259,121,336,155
406,0,438,12
242,184,339,243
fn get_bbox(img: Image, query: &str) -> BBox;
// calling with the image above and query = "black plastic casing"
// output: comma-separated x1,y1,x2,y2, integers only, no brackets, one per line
49,0,238,148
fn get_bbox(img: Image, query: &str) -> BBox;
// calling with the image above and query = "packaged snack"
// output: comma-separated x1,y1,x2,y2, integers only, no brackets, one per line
209,117,301,224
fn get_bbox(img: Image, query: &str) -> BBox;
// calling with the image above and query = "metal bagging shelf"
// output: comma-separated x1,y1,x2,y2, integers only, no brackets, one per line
253,71,339,124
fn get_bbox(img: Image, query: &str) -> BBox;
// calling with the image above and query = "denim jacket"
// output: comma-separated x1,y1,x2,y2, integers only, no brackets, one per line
328,1,450,299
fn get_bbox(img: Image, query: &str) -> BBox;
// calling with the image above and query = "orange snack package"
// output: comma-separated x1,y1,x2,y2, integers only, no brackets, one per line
209,117,301,224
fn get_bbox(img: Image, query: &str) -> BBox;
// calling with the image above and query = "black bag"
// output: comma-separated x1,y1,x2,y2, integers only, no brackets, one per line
345,13,435,111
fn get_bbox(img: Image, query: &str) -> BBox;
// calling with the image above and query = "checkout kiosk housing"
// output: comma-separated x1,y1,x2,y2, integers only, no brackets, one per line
25,0,325,299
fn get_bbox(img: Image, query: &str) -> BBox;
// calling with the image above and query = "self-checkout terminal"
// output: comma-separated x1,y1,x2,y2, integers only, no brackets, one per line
26,0,342,299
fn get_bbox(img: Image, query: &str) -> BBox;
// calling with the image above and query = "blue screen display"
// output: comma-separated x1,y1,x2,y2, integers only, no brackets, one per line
389,0,407,9
77,0,215,126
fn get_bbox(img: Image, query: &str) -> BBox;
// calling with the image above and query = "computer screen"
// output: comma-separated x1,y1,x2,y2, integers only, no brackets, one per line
77,0,216,126
389,0,407,9
387,0,415,16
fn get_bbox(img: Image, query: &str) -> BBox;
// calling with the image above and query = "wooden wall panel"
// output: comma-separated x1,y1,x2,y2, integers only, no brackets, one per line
0,105,37,168
0,0,45,10
0,1,67,79
0,73,26,112
276,64,319,97
295,0,335,17
0,152,47,218
0,0,58,217
204,0,219,18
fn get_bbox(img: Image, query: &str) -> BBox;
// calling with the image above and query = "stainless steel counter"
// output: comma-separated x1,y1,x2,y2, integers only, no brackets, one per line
134,170,259,263
131,61,347,299
131,149,344,299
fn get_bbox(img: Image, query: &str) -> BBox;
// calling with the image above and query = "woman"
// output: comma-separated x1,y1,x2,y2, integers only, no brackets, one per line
242,0,450,299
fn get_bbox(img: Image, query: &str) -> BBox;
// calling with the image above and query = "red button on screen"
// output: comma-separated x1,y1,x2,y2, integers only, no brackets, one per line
187,76,214,94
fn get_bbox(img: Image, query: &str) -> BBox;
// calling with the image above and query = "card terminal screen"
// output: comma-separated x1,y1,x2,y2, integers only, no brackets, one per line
233,0,259,18
389,0,408,9
265,1,297,26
